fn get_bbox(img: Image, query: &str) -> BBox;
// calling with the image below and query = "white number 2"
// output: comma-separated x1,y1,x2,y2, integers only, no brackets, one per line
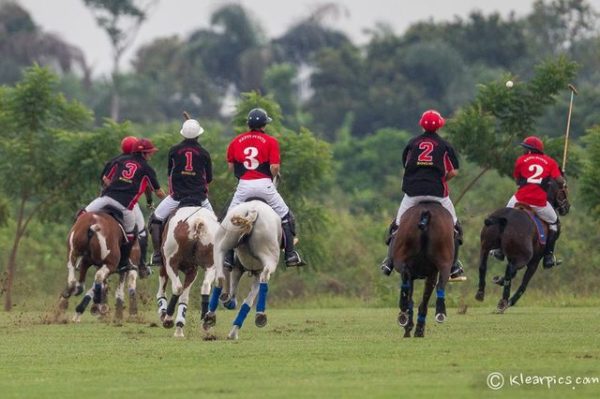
526,164,544,184
243,147,259,170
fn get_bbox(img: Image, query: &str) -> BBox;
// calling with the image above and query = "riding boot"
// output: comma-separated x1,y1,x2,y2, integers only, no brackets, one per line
282,213,305,267
449,221,466,282
223,249,235,270
138,230,151,278
380,220,398,276
149,217,164,266
543,228,560,269
117,236,136,274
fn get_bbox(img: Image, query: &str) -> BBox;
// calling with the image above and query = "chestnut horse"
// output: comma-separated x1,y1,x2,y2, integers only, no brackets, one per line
60,209,140,321
391,202,454,338
475,181,570,312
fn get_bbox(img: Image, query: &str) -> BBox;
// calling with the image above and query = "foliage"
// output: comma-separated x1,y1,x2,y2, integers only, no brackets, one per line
580,126,600,219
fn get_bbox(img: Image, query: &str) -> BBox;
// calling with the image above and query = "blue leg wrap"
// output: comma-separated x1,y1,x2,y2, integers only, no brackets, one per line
401,281,411,289
208,287,222,313
256,283,268,313
437,288,446,299
233,303,251,327
93,283,102,304
417,314,427,324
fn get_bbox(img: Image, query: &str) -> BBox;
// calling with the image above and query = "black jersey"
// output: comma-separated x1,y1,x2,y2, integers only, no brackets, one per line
167,139,212,202
101,154,127,183
401,132,459,197
103,153,161,209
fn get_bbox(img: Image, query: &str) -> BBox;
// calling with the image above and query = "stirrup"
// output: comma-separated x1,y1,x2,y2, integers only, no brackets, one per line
150,253,163,267
490,249,505,261
449,260,467,282
380,257,393,276
116,261,137,274
543,254,562,269
285,251,306,267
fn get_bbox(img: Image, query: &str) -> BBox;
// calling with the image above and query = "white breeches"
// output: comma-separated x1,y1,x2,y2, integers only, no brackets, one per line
395,194,458,225
85,196,135,233
154,195,214,221
228,178,289,218
507,196,558,230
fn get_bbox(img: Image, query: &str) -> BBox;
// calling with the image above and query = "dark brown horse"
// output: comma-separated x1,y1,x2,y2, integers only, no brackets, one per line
475,181,569,312
391,202,454,338
59,209,141,322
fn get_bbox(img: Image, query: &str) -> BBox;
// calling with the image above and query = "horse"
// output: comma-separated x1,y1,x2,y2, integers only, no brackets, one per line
59,208,141,322
475,180,570,312
203,200,282,340
156,206,219,338
391,202,454,338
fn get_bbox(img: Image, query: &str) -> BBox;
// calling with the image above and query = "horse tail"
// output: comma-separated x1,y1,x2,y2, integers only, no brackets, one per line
88,223,110,259
230,209,259,235
484,217,508,233
418,210,431,232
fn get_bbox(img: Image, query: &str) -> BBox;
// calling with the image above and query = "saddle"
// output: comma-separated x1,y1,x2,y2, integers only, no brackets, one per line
514,203,547,245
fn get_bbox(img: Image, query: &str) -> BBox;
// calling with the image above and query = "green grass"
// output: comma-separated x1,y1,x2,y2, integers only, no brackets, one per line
0,306,599,399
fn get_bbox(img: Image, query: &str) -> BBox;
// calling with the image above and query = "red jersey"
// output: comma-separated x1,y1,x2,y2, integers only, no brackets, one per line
227,130,280,180
513,153,561,206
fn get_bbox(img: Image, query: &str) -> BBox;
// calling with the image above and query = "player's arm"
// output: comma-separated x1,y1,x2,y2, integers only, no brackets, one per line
446,169,458,181
270,164,280,177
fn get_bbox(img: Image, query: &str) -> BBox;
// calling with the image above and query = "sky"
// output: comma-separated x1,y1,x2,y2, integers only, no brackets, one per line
16,0,557,77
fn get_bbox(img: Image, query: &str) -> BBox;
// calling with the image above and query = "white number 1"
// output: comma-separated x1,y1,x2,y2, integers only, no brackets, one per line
243,147,259,170
526,164,544,184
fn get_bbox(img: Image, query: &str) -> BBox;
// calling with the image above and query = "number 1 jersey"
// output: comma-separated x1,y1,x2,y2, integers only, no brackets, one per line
227,130,280,180
513,153,561,206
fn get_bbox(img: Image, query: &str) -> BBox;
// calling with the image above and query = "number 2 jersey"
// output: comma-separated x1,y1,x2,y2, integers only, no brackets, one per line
401,132,459,197
513,153,561,206
226,130,280,180
102,153,161,209
167,139,212,202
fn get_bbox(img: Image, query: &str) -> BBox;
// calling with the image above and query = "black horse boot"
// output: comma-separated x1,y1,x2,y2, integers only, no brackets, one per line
138,229,151,278
149,216,164,266
543,227,560,269
117,235,136,274
282,213,305,266
380,220,398,276
449,221,467,282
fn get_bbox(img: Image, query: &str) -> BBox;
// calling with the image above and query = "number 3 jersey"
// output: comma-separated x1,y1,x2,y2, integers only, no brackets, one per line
513,153,561,206
102,153,161,209
227,130,280,180
167,139,213,201
401,132,459,197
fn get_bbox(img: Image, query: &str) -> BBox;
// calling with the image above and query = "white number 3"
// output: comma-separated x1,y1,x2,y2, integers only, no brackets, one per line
243,147,259,170
527,164,544,184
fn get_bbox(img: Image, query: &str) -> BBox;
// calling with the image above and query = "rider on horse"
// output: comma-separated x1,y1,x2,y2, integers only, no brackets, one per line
85,138,166,273
502,136,566,268
380,109,466,281
222,108,304,268
149,119,214,266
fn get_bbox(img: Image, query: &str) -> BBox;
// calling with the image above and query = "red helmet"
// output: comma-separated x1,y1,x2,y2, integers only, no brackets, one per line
520,136,544,153
419,109,445,132
120,136,138,154
134,138,158,154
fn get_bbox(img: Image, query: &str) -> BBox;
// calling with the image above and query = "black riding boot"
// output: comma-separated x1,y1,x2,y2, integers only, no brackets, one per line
380,220,398,276
138,230,151,278
149,217,164,266
117,237,136,274
449,221,466,281
282,213,305,266
543,228,560,269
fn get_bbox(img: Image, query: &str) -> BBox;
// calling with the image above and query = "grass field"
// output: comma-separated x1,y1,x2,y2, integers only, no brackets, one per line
0,305,599,399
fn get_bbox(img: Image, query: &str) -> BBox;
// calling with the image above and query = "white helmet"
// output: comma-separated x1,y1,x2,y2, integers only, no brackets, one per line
180,119,204,139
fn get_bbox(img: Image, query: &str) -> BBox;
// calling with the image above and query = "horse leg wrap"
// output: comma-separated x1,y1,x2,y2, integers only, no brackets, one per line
175,303,187,327
417,314,427,324
209,287,222,313
436,289,445,299
75,295,92,314
201,294,209,319
93,282,103,304
256,283,269,313
400,282,411,311
157,297,167,314
233,303,251,328
167,294,179,316
436,297,446,316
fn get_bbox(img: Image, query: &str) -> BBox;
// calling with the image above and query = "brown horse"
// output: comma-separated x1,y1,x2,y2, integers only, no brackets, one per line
475,181,569,312
59,209,140,321
391,201,454,338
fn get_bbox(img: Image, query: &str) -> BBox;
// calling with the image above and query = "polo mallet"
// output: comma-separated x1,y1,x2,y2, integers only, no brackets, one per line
183,111,191,120
561,84,578,173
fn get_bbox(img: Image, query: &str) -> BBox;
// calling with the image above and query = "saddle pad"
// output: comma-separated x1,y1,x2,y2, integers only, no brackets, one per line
525,210,547,245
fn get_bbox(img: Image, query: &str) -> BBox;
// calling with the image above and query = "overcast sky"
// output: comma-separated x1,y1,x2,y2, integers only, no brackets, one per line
17,0,567,77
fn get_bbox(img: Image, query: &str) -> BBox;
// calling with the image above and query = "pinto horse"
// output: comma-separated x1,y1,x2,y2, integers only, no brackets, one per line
60,209,140,321
475,181,569,312
156,206,219,338
391,202,454,338
203,200,281,340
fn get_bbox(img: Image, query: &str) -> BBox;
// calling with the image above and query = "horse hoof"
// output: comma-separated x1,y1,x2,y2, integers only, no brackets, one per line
223,298,237,310
492,276,505,286
98,304,109,315
228,326,239,340
414,327,425,337
174,327,184,338
219,293,230,302
74,286,84,296
435,313,446,323
398,312,409,327
495,300,509,314
72,313,82,323
90,304,99,315
159,310,167,323
255,312,267,328
403,331,411,338
475,291,485,301
163,319,174,329
203,313,216,330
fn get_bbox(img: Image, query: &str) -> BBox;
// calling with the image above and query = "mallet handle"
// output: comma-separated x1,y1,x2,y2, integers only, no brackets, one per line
562,85,578,172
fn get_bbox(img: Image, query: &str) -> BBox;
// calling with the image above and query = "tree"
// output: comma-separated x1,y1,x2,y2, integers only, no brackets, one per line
445,57,577,203
82,0,156,121
0,66,119,311
580,126,600,219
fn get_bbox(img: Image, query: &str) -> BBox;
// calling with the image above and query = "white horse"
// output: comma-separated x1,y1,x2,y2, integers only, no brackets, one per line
203,200,282,340
156,207,219,338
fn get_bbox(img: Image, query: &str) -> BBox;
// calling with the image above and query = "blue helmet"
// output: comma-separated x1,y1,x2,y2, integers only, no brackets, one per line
247,108,272,129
